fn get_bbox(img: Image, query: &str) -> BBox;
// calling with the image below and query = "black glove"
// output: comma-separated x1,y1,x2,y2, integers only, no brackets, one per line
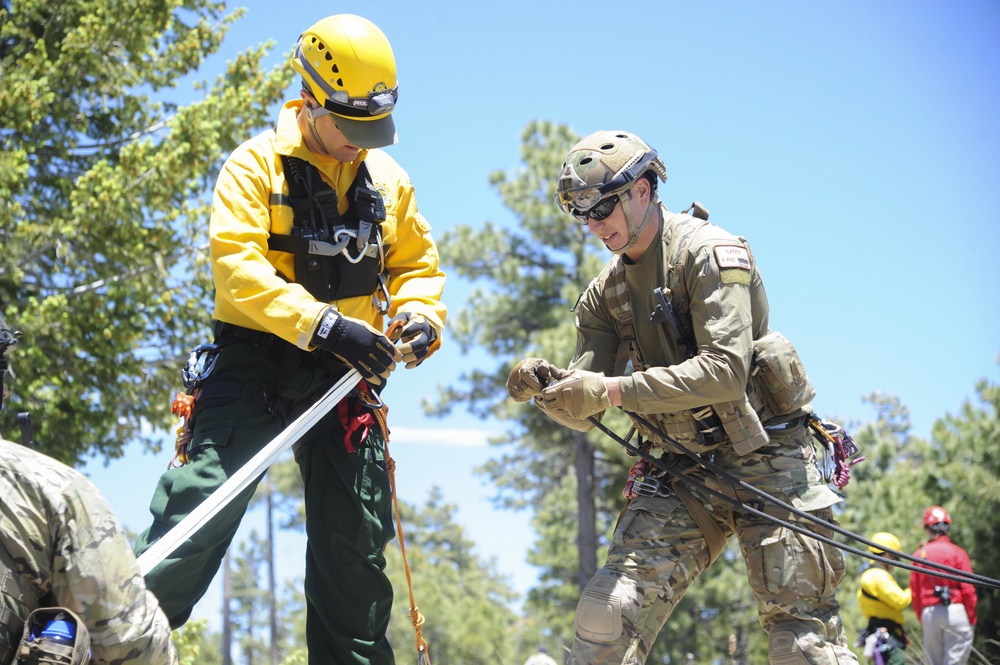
311,307,401,385
386,312,439,368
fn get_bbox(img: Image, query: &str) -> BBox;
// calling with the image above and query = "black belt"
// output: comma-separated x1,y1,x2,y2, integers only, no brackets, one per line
214,321,287,350
212,320,351,379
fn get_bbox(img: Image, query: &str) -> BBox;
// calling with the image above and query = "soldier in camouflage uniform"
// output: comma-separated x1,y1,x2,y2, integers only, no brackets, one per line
507,131,857,664
0,314,177,664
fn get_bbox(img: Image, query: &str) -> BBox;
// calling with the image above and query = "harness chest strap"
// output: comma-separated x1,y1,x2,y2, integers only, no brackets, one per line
267,156,388,306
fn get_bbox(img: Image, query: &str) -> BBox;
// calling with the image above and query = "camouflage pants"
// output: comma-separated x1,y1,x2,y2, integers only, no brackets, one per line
567,432,858,665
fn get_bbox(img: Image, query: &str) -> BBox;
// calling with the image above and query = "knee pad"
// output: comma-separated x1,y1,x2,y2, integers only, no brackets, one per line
769,630,816,665
574,569,642,644
770,629,853,665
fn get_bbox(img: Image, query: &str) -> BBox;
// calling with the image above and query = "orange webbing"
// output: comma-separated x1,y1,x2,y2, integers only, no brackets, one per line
361,386,432,664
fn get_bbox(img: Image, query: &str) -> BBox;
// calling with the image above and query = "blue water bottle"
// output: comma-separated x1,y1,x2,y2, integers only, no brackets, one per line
36,617,76,646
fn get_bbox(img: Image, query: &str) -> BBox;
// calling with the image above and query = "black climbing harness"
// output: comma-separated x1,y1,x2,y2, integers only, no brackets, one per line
268,155,391,313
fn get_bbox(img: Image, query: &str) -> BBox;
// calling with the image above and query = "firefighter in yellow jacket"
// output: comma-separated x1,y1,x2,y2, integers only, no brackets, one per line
857,532,911,664
133,15,446,665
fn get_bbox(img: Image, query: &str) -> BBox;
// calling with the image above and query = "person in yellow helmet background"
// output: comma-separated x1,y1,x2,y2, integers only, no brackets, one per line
133,14,446,665
856,532,911,665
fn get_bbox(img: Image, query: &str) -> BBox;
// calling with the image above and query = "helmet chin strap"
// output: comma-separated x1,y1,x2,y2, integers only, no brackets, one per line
303,105,334,156
611,192,659,256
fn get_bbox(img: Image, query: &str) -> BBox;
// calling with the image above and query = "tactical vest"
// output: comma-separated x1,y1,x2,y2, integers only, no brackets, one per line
602,206,814,456
268,156,388,307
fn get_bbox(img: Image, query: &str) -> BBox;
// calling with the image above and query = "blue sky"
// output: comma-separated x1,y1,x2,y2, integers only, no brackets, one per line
83,0,999,627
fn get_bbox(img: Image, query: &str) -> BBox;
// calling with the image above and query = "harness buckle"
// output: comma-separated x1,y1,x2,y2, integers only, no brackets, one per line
695,426,726,447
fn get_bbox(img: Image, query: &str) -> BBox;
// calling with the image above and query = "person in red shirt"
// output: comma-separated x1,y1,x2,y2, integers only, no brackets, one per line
909,506,977,665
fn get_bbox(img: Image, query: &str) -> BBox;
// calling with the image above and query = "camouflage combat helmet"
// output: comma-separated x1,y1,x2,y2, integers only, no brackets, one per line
556,130,667,253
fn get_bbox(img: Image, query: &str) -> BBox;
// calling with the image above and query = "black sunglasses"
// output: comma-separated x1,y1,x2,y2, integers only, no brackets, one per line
572,194,620,224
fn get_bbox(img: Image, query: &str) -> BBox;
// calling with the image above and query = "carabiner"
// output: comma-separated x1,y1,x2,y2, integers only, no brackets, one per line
354,387,384,410
333,228,372,264
372,273,391,315
181,344,221,390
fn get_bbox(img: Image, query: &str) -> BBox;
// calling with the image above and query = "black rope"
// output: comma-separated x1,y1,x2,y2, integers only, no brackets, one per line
591,412,1000,591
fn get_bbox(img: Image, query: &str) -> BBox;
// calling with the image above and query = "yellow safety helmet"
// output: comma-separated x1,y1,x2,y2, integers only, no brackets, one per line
868,532,902,556
291,15,398,149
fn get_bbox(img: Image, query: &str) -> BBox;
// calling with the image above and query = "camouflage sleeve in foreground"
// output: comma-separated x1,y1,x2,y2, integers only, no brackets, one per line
0,440,178,665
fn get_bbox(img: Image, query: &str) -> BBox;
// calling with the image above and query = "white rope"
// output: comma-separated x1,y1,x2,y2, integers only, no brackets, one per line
137,369,361,575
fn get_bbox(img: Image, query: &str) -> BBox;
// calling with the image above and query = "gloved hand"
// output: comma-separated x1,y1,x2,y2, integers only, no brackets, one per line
311,307,401,385
386,312,440,368
537,369,612,420
506,358,566,402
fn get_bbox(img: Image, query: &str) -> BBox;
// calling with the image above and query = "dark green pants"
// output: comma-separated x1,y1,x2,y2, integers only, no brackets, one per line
134,341,396,664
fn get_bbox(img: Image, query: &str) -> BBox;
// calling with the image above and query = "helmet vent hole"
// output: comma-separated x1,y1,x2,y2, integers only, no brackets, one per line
580,157,593,165
331,63,338,72
317,41,324,50
600,142,615,150
337,78,343,87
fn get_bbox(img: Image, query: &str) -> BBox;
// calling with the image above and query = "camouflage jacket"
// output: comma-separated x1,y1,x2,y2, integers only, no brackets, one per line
0,439,178,664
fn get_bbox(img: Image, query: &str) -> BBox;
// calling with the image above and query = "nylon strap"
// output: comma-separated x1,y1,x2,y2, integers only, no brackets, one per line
267,157,382,259
671,479,728,565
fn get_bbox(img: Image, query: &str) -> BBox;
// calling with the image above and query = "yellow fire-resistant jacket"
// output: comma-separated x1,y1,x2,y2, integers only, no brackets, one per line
857,566,911,626
209,100,446,349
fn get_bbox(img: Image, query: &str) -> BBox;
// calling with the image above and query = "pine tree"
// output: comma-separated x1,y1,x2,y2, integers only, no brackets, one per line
0,0,292,462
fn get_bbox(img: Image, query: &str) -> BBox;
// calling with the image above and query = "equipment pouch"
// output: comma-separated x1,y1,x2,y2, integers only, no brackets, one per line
747,331,815,422
14,607,90,665
292,247,382,303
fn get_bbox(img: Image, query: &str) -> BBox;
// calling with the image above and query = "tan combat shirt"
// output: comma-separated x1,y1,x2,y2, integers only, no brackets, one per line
572,207,769,413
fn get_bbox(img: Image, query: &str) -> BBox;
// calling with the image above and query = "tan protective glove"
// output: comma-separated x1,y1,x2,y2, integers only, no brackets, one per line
507,358,566,402
537,369,612,420
386,312,441,369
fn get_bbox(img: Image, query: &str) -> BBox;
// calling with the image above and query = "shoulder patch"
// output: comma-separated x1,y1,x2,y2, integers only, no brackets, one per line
720,268,751,286
374,182,393,208
713,245,751,270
